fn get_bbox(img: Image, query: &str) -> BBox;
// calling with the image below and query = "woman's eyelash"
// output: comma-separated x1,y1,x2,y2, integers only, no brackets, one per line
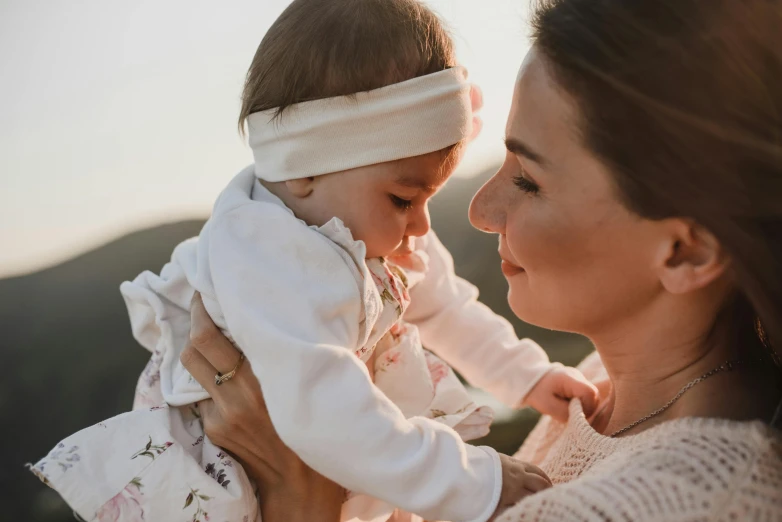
512,174,540,194
390,194,413,210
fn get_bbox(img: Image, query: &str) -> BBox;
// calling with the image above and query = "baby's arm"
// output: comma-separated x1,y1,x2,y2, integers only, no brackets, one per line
403,231,555,408
404,231,597,417
208,205,501,522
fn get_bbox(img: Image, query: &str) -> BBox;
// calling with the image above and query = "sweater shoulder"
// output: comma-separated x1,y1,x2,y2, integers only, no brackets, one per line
503,420,782,522
616,419,782,520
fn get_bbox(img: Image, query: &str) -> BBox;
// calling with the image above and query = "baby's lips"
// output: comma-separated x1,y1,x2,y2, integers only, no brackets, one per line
469,115,483,142
469,83,484,113
467,83,484,142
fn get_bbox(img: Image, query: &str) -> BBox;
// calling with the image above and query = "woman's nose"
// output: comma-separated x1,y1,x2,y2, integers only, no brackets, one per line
407,204,431,237
469,171,506,234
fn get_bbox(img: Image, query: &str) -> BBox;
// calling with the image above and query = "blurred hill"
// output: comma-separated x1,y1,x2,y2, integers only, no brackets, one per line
0,167,592,521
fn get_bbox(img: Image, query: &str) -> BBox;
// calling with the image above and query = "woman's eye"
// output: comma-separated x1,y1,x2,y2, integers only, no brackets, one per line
390,195,413,210
512,174,540,195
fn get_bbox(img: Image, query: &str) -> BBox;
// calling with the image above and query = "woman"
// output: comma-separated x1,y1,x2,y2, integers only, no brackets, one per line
181,0,782,520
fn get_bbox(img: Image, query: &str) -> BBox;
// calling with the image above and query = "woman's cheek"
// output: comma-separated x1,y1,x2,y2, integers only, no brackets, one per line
504,210,576,328
505,206,540,268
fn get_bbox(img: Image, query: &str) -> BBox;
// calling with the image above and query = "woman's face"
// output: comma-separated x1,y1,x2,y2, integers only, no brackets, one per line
469,49,666,335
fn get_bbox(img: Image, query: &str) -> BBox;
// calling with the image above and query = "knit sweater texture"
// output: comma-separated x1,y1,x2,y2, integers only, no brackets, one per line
499,352,782,522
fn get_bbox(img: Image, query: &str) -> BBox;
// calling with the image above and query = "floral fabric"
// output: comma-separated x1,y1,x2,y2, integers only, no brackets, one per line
31,220,491,522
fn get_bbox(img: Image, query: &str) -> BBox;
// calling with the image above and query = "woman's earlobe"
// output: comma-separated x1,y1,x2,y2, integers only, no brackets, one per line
658,221,729,294
286,177,314,198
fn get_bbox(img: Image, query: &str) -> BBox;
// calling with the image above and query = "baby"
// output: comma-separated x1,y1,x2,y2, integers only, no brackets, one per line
30,1,597,521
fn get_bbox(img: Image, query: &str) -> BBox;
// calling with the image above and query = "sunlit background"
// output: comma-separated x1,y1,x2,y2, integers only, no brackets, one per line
0,0,531,277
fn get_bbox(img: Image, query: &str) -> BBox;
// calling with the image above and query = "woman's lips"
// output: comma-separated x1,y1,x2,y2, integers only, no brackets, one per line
501,259,525,277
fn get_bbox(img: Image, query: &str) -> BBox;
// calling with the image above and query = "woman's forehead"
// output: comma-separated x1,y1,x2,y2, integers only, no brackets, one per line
507,51,583,168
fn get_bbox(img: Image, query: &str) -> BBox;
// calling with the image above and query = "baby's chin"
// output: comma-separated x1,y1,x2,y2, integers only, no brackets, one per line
364,240,413,260
391,238,415,256
365,249,401,260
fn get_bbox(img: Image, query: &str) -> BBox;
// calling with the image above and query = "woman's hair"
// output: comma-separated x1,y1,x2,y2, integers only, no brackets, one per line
238,0,456,130
531,0,782,365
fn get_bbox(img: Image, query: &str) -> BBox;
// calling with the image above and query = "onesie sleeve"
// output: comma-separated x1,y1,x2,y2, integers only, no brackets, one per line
208,205,502,522
404,231,555,408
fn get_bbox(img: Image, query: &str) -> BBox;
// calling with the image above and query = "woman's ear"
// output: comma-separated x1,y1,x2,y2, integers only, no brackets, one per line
285,177,315,198
655,219,730,294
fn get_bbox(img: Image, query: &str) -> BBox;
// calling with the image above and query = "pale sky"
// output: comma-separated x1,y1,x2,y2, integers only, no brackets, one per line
0,1,531,277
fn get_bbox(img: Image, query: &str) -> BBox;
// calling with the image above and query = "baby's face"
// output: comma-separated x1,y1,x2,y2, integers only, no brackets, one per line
304,150,460,258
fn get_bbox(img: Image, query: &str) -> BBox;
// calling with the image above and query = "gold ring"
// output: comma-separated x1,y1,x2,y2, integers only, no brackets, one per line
215,353,245,386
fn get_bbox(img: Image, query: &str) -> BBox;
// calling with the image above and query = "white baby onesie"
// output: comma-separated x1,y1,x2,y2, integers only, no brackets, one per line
31,166,555,522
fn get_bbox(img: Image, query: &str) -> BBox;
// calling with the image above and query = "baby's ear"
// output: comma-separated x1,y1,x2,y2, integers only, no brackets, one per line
285,177,314,198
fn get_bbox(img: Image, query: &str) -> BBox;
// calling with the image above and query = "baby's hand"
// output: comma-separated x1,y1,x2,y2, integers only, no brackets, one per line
490,454,552,521
523,366,599,422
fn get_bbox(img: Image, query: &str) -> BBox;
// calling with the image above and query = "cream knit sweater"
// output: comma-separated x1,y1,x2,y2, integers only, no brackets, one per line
499,352,782,522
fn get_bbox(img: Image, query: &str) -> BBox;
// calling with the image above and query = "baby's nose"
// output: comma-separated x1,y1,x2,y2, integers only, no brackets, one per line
407,206,431,237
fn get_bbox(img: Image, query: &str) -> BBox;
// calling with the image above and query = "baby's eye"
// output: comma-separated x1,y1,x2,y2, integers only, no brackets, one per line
390,194,413,210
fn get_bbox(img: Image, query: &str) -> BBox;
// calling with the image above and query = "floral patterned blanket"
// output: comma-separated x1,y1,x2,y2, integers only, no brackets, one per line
30,251,492,522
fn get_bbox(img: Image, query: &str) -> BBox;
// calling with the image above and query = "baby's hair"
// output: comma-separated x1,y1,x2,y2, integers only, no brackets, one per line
239,0,462,162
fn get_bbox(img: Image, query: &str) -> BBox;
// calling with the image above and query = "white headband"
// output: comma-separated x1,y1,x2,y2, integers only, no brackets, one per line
247,66,481,182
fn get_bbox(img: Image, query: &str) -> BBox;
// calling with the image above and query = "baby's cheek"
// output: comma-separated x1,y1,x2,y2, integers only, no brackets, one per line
380,223,405,257
358,224,392,258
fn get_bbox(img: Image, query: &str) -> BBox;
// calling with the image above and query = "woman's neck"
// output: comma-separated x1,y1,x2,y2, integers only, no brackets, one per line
588,297,779,436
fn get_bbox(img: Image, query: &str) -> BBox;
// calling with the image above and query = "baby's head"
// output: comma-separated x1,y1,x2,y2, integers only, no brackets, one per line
240,0,475,258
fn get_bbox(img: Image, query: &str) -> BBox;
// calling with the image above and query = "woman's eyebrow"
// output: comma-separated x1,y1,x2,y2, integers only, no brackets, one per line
505,137,548,166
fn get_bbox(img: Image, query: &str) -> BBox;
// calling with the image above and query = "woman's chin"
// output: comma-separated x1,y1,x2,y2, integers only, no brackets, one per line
509,294,584,334
507,286,555,330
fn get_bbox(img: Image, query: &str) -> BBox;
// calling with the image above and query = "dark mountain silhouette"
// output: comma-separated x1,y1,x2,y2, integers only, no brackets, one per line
0,168,591,521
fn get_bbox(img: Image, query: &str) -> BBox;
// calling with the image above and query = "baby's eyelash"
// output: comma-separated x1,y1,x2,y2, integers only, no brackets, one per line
390,194,413,210
512,174,540,195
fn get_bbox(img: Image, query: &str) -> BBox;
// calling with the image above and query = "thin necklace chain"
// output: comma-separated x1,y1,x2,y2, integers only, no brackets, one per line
609,359,746,438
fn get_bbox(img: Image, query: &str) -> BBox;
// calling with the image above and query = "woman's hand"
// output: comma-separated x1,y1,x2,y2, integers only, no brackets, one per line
490,454,552,521
180,293,344,522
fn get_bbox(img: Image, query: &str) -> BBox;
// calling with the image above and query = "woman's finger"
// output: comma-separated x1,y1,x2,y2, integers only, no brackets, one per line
196,399,272,480
180,340,220,396
189,292,243,373
196,399,219,421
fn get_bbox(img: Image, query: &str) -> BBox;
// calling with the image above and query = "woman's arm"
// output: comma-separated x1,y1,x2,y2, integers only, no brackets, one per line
181,294,343,522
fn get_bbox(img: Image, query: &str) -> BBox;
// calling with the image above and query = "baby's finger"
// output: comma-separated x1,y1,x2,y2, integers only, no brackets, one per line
536,392,570,423
565,376,600,418
522,462,553,486
189,292,242,374
578,386,600,419
523,472,553,493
